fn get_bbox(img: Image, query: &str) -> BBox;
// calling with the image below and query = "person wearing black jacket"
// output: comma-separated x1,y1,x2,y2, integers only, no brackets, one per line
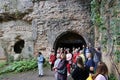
72,56,89,80
93,47,102,71
57,53,67,80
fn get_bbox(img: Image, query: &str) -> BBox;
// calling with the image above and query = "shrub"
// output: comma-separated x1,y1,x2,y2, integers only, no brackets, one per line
0,58,50,75
0,58,37,74
43,60,50,67
8,54,14,63
114,50,120,63
0,62,6,68
109,73,117,80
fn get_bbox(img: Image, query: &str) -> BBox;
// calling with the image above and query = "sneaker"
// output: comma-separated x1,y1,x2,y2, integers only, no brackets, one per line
41,75,44,77
38,75,41,77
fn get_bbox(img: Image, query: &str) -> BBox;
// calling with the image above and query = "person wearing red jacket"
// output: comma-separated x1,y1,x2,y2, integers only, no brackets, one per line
49,50,56,71
72,49,80,69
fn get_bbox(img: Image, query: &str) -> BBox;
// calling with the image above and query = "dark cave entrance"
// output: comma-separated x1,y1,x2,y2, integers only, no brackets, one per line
53,31,86,53
14,39,25,54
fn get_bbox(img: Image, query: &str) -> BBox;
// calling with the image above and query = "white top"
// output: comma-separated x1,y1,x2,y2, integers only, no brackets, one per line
66,53,72,61
95,74,107,80
54,58,61,68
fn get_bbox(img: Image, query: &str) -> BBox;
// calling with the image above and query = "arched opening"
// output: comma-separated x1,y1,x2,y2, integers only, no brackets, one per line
53,31,86,53
14,39,25,54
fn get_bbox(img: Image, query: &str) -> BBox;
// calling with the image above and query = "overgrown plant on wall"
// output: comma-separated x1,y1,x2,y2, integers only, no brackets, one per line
91,0,120,79
91,0,103,47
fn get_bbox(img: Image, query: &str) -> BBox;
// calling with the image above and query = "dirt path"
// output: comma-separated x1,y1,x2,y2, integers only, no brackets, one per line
0,68,55,80
0,68,73,80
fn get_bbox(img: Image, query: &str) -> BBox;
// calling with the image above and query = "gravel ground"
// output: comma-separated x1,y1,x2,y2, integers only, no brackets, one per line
0,68,73,80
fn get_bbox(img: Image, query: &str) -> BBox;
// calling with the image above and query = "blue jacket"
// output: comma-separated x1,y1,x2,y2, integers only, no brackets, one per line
93,51,102,62
38,55,44,64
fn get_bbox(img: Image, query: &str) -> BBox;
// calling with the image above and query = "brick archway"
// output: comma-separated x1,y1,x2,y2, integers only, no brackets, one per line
53,31,86,53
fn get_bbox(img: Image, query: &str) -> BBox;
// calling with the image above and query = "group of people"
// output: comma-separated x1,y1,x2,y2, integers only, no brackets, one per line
37,44,109,80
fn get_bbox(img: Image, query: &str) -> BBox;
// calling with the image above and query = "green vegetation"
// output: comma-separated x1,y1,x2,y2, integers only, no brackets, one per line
114,50,120,63
91,0,120,52
8,54,14,63
109,74,117,80
0,62,6,68
91,0,120,79
0,58,49,75
0,58,37,74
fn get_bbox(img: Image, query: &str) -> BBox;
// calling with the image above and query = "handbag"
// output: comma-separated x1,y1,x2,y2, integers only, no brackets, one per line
57,67,66,75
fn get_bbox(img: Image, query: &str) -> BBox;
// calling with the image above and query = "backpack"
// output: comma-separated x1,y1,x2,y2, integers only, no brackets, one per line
43,57,46,64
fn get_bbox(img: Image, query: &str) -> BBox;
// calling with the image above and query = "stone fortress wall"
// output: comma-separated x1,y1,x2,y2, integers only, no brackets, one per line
0,0,92,59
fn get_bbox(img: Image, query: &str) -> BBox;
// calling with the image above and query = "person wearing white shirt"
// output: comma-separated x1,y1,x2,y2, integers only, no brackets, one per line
93,62,108,80
53,54,61,80
66,50,72,76
95,74,107,80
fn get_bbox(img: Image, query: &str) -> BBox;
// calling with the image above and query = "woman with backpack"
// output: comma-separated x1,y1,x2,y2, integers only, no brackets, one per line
37,52,44,77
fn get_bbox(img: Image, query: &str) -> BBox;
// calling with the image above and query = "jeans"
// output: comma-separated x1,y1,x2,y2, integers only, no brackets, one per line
94,61,99,71
55,72,58,80
38,63,43,75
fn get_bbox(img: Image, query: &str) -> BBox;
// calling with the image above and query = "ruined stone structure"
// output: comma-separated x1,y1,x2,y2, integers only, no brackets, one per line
0,0,92,59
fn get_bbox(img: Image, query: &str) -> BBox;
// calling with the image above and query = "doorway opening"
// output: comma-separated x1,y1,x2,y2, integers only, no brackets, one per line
53,31,86,53
14,39,25,54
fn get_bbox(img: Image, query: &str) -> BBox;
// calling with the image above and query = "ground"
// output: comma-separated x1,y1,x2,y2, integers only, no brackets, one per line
0,67,73,80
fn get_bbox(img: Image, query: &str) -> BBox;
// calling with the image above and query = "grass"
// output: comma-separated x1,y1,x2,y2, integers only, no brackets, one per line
0,61,7,79
0,61,6,72
0,61,6,68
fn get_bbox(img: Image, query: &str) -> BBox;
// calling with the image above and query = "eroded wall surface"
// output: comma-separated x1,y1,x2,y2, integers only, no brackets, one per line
0,0,92,58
